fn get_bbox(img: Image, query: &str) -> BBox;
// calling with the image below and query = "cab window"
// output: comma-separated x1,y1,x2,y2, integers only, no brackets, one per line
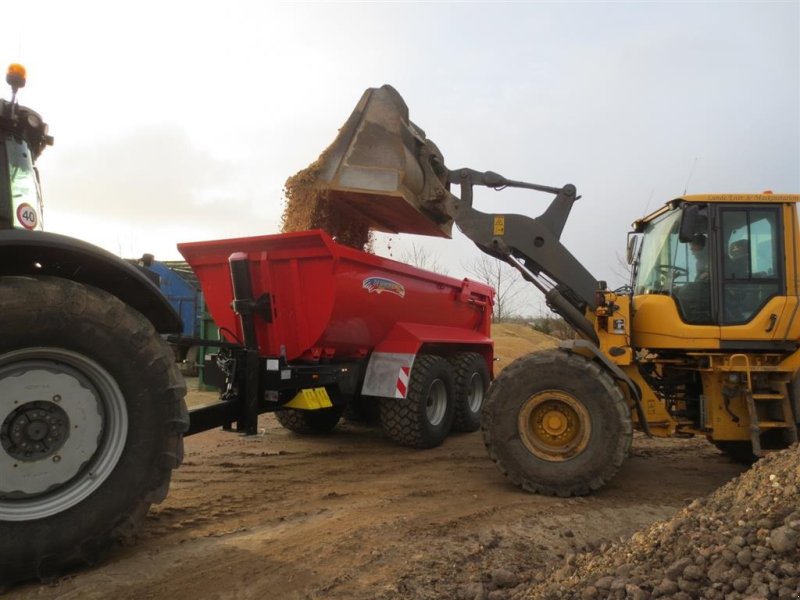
720,208,781,324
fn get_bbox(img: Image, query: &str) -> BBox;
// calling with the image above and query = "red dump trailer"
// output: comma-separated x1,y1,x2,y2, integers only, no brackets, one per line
178,229,494,448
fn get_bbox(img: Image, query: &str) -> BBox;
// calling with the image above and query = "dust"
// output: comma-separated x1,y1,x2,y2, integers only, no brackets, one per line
281,156,374,252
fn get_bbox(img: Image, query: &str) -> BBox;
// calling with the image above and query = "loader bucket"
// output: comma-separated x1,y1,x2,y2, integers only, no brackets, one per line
309,85,455,238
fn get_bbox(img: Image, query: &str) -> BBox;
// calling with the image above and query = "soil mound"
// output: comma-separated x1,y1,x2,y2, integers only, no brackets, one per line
522,445,800,599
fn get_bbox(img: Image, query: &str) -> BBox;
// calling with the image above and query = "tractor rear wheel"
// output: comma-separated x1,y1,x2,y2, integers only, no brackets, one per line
449,352,490,433
482,349,631,496
0,276,188,584
380,354,455,449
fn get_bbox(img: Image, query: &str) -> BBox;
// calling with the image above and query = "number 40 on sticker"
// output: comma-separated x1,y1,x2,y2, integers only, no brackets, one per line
16,203,38,230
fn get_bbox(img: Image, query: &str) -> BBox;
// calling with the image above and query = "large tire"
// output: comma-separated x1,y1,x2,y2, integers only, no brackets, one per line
482,349,631,496
711,440,757,464
380,354,455,449
275,405,344,434
0,276,188,584
342,396,380,426
449,352,490,433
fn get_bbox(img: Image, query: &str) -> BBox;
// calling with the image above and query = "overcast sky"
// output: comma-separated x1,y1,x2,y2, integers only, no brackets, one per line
4,1,799,314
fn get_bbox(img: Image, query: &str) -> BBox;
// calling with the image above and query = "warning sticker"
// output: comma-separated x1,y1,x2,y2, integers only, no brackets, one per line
16,203,38,230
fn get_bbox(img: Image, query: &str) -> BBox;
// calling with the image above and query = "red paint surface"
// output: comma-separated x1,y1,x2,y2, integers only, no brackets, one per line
178,230,494,362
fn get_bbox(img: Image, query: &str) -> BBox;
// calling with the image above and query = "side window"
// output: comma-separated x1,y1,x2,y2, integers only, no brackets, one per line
720,208,781,324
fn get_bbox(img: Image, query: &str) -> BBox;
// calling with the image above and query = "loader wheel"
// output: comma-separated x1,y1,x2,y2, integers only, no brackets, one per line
482,349,631,496
449,352,490,433
380,354,455,449
0,276,188,584
711,440,757,464
275,405,344,434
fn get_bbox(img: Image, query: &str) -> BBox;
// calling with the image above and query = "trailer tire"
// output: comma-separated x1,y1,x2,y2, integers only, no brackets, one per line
342,397,380,426
275,406,344,434
449,352,490,433
380,354,455,449
0,276,188,584
482,349,631,497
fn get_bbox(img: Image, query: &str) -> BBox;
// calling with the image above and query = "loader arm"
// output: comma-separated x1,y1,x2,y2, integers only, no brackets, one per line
302,84,602,343
444,166,601,344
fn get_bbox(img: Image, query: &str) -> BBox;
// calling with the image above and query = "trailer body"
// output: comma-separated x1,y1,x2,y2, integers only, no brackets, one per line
178,229,494,440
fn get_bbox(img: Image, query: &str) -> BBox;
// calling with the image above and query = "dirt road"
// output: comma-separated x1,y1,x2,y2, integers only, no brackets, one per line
13,404,745,600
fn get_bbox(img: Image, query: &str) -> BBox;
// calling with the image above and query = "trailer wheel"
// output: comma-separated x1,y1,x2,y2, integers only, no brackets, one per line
380,354,455,449
0,276,188,584
275,406,344,434
342,397,380,426
482,349,631,496
449,352,490,433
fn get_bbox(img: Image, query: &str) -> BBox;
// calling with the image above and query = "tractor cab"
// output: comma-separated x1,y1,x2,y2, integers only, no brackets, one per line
629,194,800,350
0,64,52,231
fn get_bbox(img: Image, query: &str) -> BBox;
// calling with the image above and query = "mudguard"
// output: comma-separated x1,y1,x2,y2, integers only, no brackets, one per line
0,230,182,333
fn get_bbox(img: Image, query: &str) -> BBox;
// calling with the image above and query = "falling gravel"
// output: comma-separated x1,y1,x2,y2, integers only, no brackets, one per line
521,445,800,600
281,156,374,252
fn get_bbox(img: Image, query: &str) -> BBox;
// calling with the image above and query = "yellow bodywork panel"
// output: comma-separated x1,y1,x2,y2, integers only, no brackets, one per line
620,365,675,437
632,294,720,349
595,293,634,366
284,388,334,410
719,296,791,342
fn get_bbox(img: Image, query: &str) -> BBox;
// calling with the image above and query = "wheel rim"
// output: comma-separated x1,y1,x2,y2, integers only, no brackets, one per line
518,390,591,461
0,348,128,521
425,379,447,426
466,372,484,413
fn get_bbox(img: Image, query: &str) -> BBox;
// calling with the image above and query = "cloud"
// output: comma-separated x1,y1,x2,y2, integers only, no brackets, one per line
42,126,285,258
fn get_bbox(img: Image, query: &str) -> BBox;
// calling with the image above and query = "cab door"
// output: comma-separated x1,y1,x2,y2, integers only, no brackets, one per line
718,205,790,345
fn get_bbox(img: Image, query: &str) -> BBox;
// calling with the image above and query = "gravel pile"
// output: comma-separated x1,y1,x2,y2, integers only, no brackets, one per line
523,445,800,600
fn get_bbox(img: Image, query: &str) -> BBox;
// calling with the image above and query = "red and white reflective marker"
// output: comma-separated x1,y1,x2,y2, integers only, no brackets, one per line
395,366,410,398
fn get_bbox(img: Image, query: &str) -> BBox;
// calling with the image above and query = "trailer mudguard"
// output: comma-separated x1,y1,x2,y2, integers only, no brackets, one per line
0,230,182,333
361,322,492,398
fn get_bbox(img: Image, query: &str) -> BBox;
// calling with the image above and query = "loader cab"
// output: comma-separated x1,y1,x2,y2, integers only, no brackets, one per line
630,194,800,350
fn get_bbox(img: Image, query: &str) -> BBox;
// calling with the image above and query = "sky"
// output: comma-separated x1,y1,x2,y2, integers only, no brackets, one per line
3,1,799,316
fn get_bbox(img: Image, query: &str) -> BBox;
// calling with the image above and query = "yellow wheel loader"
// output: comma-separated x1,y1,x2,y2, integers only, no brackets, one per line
306,84,799,496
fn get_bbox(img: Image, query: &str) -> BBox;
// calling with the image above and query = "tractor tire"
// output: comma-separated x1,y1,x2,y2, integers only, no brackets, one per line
711,440,757,464
275,405,344,434
0,276,188,584
482,349,631,497
380,354,455,449
449,352,490,433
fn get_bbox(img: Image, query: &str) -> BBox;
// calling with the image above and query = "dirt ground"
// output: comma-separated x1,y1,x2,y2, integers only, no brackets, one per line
10,326,750,600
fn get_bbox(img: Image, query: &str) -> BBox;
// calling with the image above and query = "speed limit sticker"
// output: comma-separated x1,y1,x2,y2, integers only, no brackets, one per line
16,203,38,230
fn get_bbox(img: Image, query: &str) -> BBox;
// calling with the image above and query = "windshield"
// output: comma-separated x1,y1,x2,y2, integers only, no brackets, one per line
6,138,43,230
634,209,688,294
634,206,712,324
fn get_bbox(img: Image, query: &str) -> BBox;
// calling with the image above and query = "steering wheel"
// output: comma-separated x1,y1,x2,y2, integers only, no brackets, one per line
656,265,688,277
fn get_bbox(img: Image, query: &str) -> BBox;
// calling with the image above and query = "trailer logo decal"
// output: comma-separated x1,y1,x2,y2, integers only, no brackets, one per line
395,366,410,398
16,203,38,230
363,277,405,298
